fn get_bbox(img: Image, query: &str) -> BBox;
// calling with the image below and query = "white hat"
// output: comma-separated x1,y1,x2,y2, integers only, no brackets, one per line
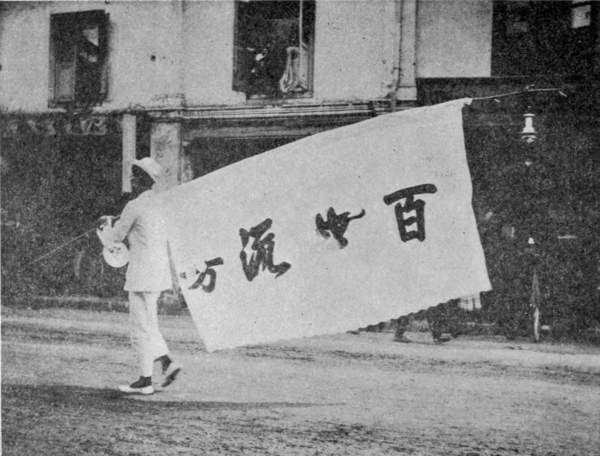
132,157,163,182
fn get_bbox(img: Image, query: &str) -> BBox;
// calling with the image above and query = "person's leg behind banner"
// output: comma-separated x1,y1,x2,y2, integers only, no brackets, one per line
394,315,412,342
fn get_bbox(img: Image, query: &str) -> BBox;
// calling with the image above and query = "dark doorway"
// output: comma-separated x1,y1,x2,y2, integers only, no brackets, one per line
492,1,597,77
184,136,306,179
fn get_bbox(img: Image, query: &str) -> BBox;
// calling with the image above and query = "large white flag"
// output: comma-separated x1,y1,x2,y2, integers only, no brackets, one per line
162,99,490,351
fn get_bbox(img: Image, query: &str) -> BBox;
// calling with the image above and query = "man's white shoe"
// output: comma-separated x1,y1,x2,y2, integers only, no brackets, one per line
118,377,155,395
162,363,182,387
118,384,154,395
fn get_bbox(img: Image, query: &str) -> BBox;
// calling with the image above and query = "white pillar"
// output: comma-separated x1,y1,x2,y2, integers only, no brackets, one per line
397,0,417,101
150,122,181,190
121,114,136,193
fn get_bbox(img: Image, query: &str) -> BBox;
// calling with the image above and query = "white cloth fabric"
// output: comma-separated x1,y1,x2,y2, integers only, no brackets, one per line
107,190,172,292
160,98,491,352
128,291,169,377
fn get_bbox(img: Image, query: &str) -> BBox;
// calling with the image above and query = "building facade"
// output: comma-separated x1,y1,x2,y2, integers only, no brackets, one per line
0,0,494,187
1,0,599,336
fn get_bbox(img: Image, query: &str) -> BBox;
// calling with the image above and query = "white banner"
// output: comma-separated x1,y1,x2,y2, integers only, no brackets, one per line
162,99,490,351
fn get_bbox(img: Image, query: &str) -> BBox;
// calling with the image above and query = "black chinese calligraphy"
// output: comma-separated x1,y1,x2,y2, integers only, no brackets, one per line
315,207,366,248
383,183,438,242
239,218,291,281
180,257,224,292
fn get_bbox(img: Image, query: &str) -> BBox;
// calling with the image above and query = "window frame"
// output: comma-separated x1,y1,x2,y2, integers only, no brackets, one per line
232,0,315,101
48,9,109,108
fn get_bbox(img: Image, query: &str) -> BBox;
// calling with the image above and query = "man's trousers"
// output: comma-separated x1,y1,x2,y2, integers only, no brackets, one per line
128,291,169,377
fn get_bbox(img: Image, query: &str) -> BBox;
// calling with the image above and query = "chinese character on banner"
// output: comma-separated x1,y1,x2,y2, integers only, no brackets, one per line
239,218,291,281
383,184,438,242
315,207,366,248
180,257,224,292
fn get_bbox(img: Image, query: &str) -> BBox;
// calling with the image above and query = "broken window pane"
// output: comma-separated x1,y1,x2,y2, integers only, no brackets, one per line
234,0,315,100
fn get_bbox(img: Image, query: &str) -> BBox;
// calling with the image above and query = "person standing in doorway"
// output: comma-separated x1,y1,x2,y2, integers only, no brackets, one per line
98,157,181,395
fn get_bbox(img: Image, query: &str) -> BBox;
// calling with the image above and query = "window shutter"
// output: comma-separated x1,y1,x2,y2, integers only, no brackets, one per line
98,12,109,101
232,44,248,93
50,14,76,103
232,1,249,95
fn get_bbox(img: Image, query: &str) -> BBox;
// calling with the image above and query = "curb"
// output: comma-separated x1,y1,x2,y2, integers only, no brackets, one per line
4,294,189,316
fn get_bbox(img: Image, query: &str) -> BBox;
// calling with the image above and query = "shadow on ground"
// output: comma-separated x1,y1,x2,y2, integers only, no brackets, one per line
2,383,324,413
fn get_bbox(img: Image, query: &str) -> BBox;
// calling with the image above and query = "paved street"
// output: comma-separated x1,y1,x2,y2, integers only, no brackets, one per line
2,306,600,455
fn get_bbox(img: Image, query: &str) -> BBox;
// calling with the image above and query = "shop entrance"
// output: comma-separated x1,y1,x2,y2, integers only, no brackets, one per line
1,131,125,299
184,136,306,180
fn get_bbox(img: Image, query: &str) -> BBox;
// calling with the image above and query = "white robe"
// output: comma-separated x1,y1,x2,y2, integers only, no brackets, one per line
108,190,172,292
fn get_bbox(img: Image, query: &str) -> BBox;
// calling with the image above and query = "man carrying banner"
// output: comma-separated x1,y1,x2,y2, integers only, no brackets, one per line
98,157,181,395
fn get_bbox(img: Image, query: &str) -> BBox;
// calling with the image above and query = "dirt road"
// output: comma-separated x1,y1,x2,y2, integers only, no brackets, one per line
2,306,599,455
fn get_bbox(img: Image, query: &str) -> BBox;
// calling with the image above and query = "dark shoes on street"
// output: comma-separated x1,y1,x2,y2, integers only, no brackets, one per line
432,333,452,344
393,334,412,343
394,332,453,344
118,356,182,394
156,355,182,387
161,361,182,387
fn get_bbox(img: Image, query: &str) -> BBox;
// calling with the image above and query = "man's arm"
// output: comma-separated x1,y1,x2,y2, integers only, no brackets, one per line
103,201,137,243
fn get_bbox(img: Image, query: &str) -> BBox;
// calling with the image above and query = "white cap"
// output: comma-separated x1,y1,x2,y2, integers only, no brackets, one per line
132,157,163,182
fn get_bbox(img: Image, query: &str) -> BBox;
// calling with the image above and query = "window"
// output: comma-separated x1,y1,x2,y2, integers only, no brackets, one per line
49,10,109,107
233,0,315,100
491,1,597,76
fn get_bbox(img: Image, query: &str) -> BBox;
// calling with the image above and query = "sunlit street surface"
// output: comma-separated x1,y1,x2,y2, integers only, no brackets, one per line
2,306,599,456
